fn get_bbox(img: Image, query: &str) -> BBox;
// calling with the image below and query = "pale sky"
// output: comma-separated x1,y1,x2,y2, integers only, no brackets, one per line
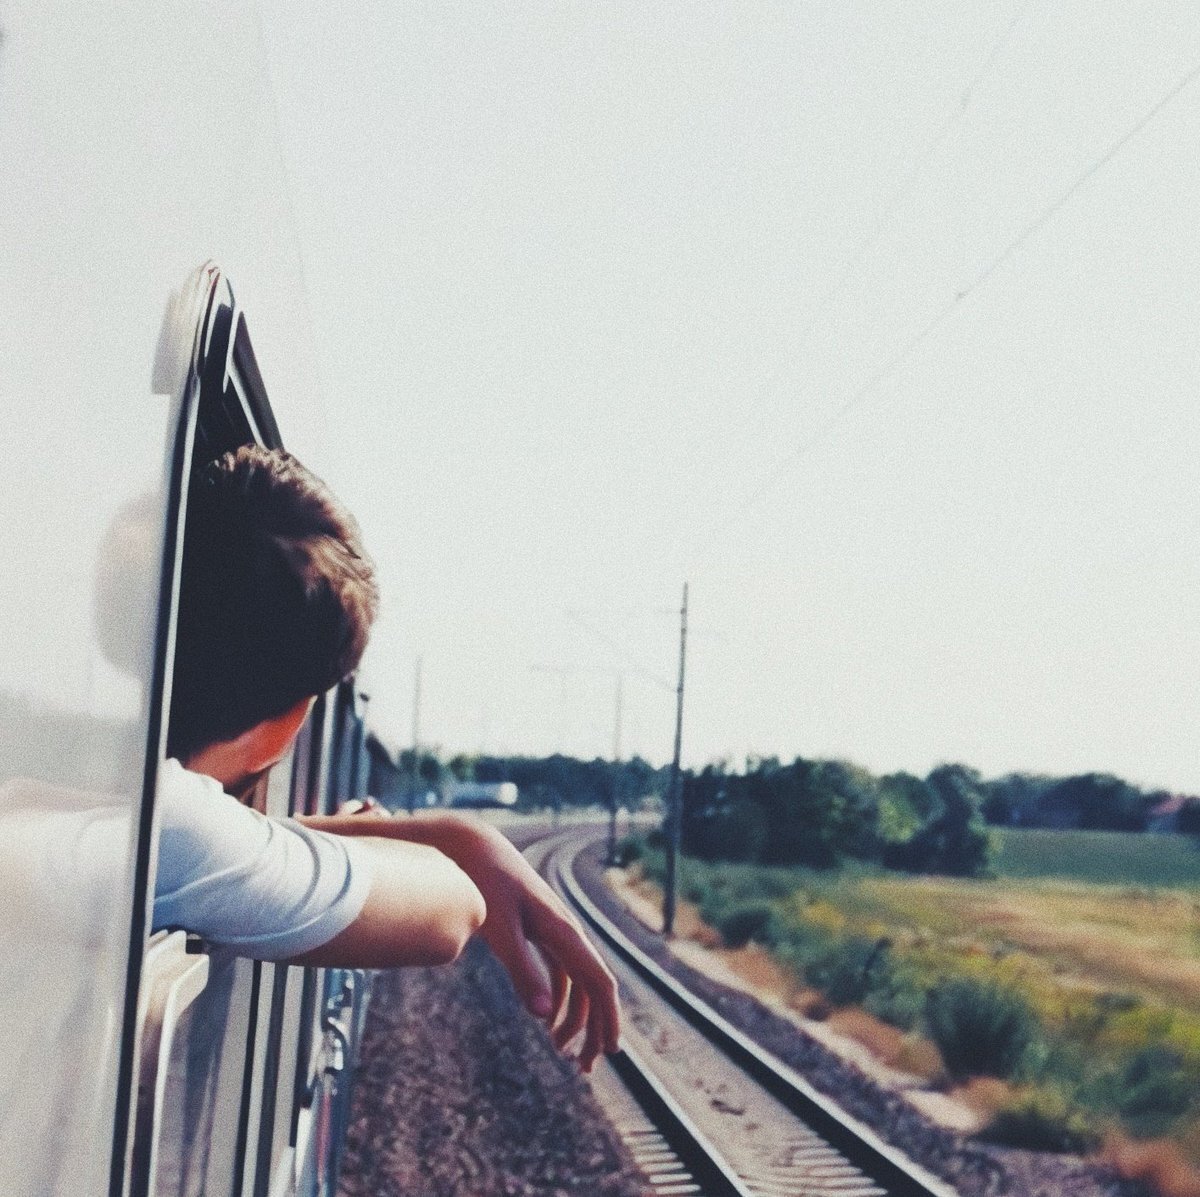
258,3,1200,794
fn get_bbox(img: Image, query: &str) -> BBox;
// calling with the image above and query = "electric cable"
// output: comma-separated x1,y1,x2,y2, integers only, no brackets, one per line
692,51,1200,554
564,609,677,693
667,2,1034,552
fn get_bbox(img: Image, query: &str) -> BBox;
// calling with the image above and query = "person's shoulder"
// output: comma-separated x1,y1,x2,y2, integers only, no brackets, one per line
158,758,259,826
153,762,373,959
156,758,269,874
158,757,227,802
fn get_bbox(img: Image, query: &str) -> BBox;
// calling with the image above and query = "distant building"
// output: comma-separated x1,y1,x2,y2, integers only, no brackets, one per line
445,781,519,809
1147,794,1199,834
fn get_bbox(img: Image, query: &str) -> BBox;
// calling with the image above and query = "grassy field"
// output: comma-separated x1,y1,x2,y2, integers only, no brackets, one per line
991,827,1200,889
624,835,1200,1168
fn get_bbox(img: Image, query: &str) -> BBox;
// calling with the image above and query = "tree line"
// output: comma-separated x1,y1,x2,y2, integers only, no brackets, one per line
403,748,1199,878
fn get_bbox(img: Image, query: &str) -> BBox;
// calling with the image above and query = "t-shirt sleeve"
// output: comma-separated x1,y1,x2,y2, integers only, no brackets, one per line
153,759,373,961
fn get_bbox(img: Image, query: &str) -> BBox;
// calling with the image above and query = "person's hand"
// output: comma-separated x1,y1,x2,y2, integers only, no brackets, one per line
453,826,620,1071
298,810,622,1070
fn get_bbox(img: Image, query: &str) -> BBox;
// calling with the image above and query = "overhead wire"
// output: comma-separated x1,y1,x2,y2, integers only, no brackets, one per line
691,50,1200,554
786,0,1035,369
665,2,1033,554
563,608,677,693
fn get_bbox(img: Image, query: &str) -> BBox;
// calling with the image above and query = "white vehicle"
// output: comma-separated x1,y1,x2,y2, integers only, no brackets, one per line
1,10,373,1196
447,781,520,809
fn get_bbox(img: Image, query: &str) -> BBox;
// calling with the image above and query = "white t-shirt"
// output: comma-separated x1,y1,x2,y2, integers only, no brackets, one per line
153,759,372,960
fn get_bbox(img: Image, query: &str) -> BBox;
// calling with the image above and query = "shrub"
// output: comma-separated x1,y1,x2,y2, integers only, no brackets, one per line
801,936,893,1008
980,1085,1098,1153
863,967,927,1032
616,835,644,866
713,901,780,949
925,978,1038,1081
697,883,733,926
686,799,769,862
1109,1047,1197,1138
635,844,667,885
775,920,838,971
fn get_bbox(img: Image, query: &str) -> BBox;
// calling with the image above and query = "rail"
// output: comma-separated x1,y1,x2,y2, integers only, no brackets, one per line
542,829,959,1197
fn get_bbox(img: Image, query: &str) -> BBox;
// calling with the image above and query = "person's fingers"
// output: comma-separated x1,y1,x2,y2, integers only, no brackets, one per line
578,1002,606,1072
553,978,589,1054
542,946,619,1060
547,957,570,1027
576,963,619,1059
485,919,554,1020
535,908,615,989
529,905,622,1057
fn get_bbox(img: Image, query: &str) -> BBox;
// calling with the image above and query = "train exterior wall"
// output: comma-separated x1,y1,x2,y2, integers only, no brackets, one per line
0,5,326,1193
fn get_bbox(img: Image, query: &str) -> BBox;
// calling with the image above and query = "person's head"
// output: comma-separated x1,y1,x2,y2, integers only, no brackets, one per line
166,445,378,774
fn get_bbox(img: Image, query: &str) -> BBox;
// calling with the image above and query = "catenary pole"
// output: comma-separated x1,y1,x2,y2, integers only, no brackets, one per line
607,673,624,863
662,583,688,936
407,654,422,812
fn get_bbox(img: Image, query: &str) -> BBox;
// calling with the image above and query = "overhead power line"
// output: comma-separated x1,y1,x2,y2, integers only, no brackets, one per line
668,3,1033,555
715,52,1200,535
563,608,676,693
791,0,1034,360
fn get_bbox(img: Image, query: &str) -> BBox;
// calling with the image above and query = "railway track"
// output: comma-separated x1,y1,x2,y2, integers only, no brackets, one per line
525,825,959,1197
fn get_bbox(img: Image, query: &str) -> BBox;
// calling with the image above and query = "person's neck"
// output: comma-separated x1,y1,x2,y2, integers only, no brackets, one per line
182,738,249,790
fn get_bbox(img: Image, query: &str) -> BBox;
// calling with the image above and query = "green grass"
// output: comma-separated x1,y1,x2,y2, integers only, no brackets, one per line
991,827,1200,889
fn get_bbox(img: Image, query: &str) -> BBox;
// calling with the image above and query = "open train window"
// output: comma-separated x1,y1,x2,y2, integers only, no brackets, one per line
119,266,352,1197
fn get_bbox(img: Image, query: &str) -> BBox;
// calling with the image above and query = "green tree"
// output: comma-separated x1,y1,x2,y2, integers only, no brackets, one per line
1045,773,1149,831
884,764,990,876
876,771,934,845
446,753,476,781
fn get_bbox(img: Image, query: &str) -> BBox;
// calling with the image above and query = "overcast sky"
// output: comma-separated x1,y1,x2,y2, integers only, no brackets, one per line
258,3,1200,793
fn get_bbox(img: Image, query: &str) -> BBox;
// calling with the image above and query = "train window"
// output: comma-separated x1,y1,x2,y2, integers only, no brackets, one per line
128,266,354,1197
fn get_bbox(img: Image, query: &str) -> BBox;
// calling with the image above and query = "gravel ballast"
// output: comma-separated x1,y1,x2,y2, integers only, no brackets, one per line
336,938,645,1197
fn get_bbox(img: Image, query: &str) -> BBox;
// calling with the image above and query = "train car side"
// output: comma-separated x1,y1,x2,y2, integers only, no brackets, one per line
0,11,373,1195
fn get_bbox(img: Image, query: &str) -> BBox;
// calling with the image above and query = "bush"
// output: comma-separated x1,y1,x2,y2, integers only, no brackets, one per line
687,800,769,862
696,882,732,926
643,826,666,854
636,843,667,885
925,978,1038,1081
1109,1047,1197,1137
775,920,837,971
712,901,780,949
616,835,644,866
803,936,894,1008
862,967,927,1032
980,1085,1098,1153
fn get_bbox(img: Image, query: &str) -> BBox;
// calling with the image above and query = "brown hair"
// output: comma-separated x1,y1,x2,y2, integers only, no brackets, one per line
166,446,379,761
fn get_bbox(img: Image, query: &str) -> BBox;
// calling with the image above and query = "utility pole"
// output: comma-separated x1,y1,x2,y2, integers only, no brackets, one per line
662,582,688,937
407,654,422,813
351,688,370,800
607,673,624,864
531,663,572,825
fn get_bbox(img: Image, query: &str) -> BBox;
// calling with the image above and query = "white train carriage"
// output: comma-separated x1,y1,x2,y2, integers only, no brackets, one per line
0,10,373,1195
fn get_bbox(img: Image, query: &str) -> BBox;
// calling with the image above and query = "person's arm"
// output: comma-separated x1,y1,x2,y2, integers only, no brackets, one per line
288,837,486,968
154,761,486,967
299,810,620,1071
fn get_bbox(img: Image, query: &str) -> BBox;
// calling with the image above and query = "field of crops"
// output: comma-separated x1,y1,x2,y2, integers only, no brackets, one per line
991,827,1199,889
